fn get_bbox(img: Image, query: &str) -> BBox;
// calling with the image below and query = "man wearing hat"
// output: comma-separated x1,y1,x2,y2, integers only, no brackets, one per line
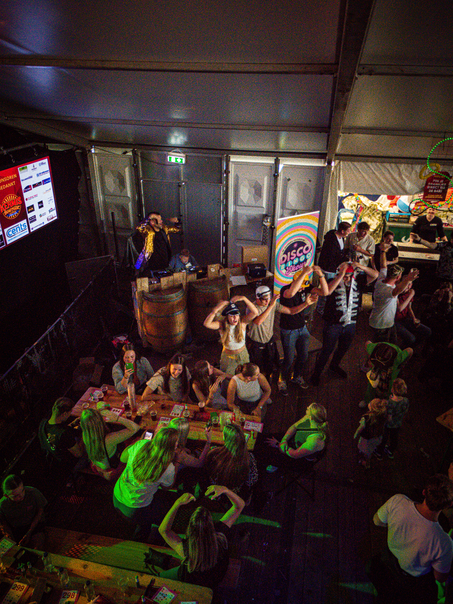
310,261,379,386
204,295,259,375
246,285,280,378
279,265,328,393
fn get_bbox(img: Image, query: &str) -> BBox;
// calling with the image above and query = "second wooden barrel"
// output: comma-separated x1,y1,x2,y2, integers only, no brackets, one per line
188,277,229,342
141,286,188,353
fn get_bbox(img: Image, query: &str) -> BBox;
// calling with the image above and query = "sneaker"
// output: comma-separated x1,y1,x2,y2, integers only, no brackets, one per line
384,446,394,459
329,365,347,379
291,376,309,390
358,400,367,408
373,450,383,460
278,380,288,395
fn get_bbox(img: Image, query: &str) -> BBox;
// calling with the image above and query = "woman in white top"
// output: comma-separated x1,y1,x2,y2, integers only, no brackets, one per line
80,408,140,480
227,363,271,419
113,426,179,540
204,296,259,375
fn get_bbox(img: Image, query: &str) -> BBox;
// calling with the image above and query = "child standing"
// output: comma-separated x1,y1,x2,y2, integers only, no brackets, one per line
376,378,409,459
354,399,387,469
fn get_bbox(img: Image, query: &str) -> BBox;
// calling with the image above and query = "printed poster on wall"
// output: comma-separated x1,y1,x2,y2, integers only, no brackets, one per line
0,157,57,250
274,212,319,293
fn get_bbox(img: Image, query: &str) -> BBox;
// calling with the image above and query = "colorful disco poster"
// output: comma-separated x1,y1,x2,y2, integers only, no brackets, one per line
274,212,319,293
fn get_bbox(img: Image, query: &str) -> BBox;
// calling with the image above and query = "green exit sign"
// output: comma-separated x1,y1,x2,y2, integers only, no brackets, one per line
168,154,186,164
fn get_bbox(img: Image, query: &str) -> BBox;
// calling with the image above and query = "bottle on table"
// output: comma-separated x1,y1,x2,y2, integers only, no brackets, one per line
127,382,136,411
84,579,96,601
183,404,190,419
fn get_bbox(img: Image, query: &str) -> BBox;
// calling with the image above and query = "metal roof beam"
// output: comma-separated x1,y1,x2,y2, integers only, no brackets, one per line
326,0,377,164
0,56,337,75
359,64,453,77
342,127,453,137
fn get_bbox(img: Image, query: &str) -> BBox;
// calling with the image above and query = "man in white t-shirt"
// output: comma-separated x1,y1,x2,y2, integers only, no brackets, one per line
246,285,280,378
369,243,419,343
370,474,453,603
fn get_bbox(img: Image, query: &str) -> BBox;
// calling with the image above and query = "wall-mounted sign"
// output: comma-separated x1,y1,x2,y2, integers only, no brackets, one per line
0,156,58,250
167,153,186,164
274,211,319,293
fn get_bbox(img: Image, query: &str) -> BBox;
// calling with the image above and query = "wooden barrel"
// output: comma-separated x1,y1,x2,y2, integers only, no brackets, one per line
141,286,188,353
188,277,229,342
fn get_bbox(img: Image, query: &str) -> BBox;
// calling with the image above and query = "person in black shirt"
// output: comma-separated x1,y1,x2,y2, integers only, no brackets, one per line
310,262,378,386
38,397,84,465
372,231,399,272
158,485,244,589
135,211,181,274
278,265,328,393
411,207,447,243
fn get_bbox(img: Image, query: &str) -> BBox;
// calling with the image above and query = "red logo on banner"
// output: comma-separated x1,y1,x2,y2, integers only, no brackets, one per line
1,193,23,220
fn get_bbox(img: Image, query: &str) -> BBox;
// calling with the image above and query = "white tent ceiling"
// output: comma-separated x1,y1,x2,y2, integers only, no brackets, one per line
0,0,452,161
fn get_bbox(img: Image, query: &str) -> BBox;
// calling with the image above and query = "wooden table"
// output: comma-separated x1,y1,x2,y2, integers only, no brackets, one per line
72,387,262,450
2,544,213,603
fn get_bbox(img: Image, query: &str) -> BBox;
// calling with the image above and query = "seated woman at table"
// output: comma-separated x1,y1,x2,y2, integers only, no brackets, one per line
205,422,258,501
112,343,154,395
158,485,244,589
191,360,230,410
203,296,258,375
142,354,191,403
113,426,179,541
80,408,140,480
265,403,329,461
169,417,212,471
227,363,271,420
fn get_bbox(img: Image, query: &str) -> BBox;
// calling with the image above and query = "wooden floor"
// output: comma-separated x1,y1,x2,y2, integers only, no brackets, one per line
23,294,453,604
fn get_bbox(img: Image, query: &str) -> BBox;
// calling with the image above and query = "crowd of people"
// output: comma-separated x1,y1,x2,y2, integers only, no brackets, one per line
2,209,453,601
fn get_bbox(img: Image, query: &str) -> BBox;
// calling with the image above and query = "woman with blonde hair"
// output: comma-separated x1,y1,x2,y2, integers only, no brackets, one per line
158,485,244,589
80,408,139,480
168,417,212,471
203,296,259,375
354,398,387,469
113,426,179,540
205,423,258,499
266,403,329,460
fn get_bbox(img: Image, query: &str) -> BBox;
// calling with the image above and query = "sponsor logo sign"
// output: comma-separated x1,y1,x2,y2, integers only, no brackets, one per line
38,161,47,166
38,201,44,209
32,181,42,189
23,184,32,193
5,219,29,243
0,193,23,220
29,215,37,223
27,205,35,213
39,212,46,218
22,175,33,182
18,166,28,173
37,171,49,177
25,194,38,201
42,177,51,185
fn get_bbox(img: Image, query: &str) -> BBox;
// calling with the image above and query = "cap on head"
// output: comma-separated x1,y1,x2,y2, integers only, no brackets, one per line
222,302,240,317
256,285,271,299
293,270,311,287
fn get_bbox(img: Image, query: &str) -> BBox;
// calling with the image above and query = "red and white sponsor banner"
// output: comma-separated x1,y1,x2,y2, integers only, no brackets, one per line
0,156,57,250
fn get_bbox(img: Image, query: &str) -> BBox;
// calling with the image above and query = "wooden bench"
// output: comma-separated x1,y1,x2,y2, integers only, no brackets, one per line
45,526,241,588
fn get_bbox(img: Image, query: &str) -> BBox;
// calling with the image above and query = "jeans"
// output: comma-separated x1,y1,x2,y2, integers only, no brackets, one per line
395,318,432,348
313,322,356,376
280,325,310,381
